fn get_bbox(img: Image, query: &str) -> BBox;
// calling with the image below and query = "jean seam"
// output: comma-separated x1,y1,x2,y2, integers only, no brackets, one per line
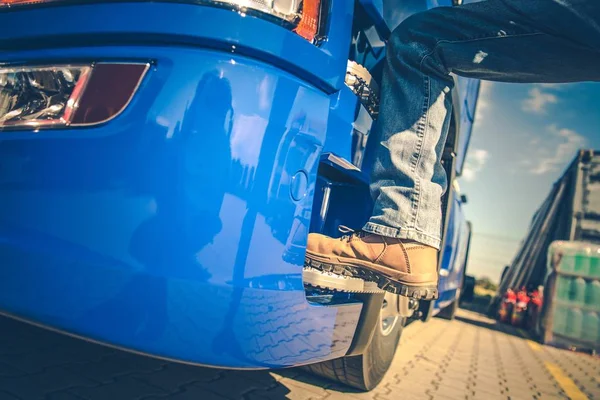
409,77,428,174
408,75,429,230
412,75,431,231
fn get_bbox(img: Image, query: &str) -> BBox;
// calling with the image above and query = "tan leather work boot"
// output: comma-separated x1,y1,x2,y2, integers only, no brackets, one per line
304,230,439,299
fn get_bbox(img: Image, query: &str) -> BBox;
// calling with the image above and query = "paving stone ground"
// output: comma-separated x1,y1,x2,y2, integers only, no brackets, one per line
0,306,597,400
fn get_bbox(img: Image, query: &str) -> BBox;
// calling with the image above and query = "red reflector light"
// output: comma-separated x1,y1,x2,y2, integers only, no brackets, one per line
71,64,149,125
294,0,321,42
0,63,149,131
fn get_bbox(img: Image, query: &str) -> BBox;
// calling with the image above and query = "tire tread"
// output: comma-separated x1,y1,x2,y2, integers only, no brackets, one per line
304,356,367,390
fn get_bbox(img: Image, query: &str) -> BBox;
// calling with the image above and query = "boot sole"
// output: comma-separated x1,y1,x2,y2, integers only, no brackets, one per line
304,254,438,300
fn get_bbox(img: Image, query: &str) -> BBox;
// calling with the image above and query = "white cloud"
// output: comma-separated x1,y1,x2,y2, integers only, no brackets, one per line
526,125,586,175
522,87,558,114
462,148,490,182
474,81,493,123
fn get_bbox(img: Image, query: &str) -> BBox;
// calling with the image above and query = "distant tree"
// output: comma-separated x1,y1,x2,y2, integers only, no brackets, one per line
475,277,498,292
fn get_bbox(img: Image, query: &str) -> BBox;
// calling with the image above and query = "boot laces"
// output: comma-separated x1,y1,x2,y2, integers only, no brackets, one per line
338,225,366,242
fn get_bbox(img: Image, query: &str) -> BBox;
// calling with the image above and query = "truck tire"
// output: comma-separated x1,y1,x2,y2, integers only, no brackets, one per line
438,289,460,320
460,276,475,305
304,296,405,391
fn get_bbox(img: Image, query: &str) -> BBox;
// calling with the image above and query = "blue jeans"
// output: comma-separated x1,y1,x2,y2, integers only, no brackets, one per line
363,0,600,249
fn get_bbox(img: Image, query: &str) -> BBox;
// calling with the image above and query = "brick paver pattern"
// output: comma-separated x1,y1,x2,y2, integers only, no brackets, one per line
0,308,597,399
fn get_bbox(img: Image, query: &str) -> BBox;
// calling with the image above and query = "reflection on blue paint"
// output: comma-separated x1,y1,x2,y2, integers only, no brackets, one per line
0,0,477,368
0,42,353,367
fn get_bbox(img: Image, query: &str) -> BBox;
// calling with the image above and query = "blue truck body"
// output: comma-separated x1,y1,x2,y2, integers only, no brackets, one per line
0,0,477,370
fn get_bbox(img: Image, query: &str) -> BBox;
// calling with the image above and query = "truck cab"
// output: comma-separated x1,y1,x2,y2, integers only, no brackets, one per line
0,0,477,391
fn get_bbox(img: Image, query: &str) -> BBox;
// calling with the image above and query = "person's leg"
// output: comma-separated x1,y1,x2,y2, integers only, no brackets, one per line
306,0,600,298
367,0,600,249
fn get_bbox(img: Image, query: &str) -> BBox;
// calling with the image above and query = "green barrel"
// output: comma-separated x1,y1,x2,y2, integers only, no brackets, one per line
582,311,599,343
571,278,587,305
566,307,583,339
585,280,600,311
553,304,568,336
558,249,576,273
590,253,600,278
574,251,591,276
557,276,572,301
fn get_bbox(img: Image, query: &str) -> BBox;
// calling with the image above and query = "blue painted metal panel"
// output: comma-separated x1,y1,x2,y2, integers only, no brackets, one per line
438,193,459,293
0,45,361,368
433,191,470,314
0,1,354,92
0,0,479,367
322,87,358,161
455,77,481,175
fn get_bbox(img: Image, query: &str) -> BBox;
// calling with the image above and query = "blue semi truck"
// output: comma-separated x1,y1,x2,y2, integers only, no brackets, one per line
0,0,478,390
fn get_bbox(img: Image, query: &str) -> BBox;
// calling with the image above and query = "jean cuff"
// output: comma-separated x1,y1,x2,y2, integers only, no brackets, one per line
362,222,441,250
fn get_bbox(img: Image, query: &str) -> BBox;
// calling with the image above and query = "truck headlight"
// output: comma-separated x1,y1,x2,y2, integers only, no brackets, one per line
0,63,149,131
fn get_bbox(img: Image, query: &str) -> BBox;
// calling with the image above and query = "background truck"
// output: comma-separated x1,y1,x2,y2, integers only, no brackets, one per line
494,150,600,302
0,0,477,391
492,150,600,350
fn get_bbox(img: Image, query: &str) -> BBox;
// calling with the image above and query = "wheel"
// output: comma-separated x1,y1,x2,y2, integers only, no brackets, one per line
459,276,475,305
304,292,405,391
438,289,460,320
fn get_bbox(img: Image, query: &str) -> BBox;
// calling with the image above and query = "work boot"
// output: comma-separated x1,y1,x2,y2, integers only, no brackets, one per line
305,229,439,299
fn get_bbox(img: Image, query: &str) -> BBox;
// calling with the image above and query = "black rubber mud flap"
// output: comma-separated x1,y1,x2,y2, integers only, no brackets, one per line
346,292,385,356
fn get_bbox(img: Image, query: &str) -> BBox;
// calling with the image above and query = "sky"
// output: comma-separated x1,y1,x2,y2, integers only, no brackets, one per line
458,81,600,283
